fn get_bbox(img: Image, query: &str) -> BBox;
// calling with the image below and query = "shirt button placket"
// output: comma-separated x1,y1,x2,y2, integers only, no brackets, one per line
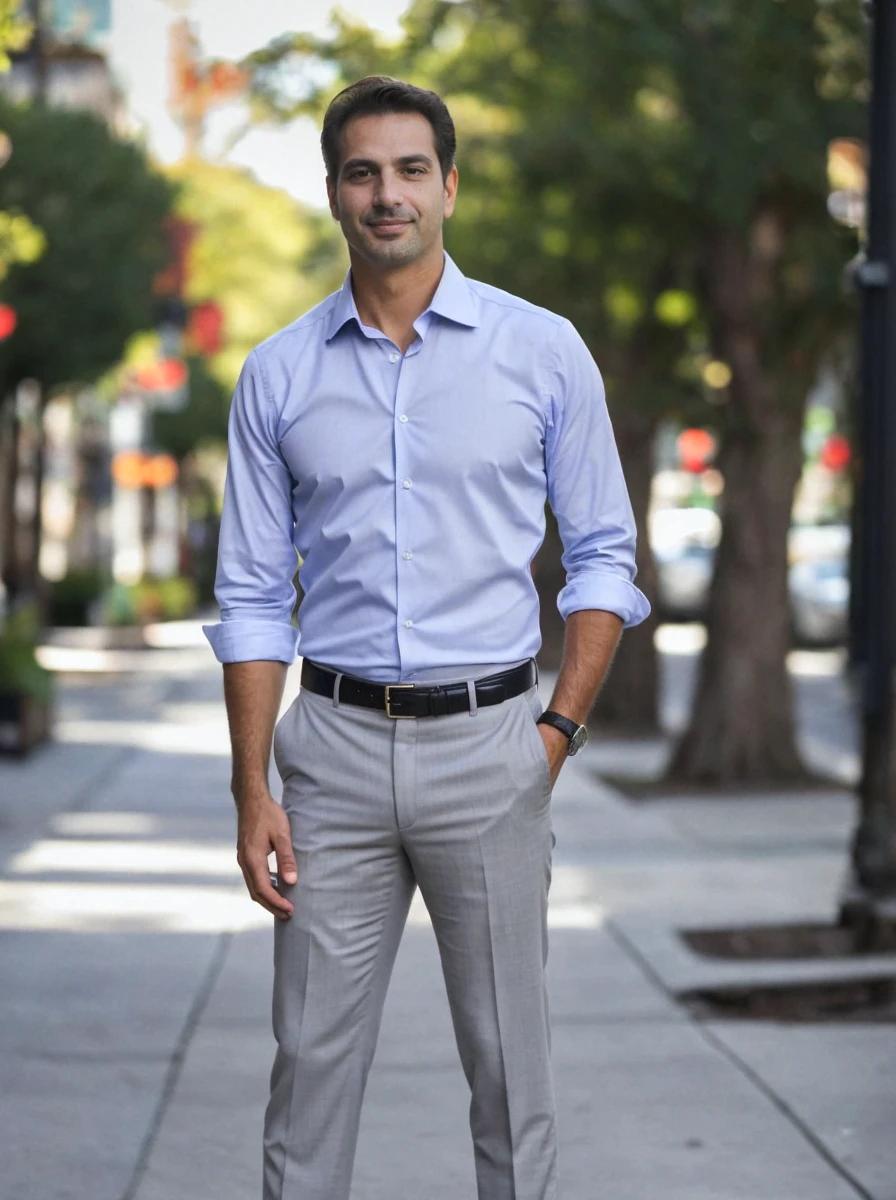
391,346,415,660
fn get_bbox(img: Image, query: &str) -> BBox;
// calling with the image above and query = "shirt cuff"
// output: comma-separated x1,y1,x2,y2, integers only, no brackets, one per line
557,571,652,629
201,619,299,664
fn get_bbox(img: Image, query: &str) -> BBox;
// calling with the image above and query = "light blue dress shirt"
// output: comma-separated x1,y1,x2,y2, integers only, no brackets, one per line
202,250,651,682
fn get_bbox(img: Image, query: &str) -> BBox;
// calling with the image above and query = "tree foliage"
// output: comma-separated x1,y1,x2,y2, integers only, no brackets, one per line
159,156,345,391
230,1,867,772
0,96,175,395
0,0,32,70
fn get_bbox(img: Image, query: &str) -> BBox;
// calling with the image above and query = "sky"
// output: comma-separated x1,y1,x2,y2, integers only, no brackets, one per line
102,0,414,210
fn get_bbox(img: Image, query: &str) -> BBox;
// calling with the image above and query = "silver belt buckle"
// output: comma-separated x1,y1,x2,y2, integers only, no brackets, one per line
385,683,416,718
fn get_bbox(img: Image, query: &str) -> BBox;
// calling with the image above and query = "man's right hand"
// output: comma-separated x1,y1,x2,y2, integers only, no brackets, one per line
235,794,298,920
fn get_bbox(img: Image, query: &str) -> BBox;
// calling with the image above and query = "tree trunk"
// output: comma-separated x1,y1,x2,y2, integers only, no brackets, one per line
534,506,567,671
667,220,814,785
666,415,810,782
28,390,50,626
592,404,660,732
0,393,22,604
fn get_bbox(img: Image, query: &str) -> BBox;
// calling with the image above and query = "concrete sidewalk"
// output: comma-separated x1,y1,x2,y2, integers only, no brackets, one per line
0,635,892,1199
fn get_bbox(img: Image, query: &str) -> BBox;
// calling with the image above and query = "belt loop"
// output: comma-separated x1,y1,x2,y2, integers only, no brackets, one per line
466,678,478,717
533,657,539,689
333,671,343,708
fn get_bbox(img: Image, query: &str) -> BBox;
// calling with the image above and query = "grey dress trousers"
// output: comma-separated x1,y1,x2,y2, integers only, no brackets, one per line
264,656,558,1200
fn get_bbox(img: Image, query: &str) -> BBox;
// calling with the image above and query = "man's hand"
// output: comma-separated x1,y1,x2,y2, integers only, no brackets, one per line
236,794,298,920
538,724,569,789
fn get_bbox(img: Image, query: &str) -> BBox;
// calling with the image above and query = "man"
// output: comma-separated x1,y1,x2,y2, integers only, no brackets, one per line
203,75,650,1200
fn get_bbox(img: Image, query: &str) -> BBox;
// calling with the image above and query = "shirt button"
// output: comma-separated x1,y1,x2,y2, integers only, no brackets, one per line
398,413,409,423
402,551,413,560
402,478,412,489
403,619,413,628
389,352,400,363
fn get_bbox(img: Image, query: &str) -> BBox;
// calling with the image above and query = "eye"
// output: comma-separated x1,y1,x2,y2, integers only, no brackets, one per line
405,166,426,176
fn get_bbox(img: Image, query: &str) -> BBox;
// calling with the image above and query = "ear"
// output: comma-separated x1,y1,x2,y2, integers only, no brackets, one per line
443,163,459,219
325,175,340,221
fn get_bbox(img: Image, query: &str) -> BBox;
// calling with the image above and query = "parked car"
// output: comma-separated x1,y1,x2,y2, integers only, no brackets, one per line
650,507,720,623
650,509,851,646
788,524,851,647
654,540,717,622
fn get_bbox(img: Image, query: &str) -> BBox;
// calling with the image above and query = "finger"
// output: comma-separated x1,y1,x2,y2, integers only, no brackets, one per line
243,855,293,919
274,830,298,885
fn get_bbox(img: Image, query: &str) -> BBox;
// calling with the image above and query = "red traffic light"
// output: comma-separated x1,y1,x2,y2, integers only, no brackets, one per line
677,427,716,473
820,434,851,472
0,303,17,340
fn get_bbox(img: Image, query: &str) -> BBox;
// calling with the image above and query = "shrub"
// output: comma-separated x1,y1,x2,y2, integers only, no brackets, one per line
0,602,54,702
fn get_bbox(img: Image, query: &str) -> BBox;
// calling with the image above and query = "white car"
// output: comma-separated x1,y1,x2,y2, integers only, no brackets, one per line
651,511,851,645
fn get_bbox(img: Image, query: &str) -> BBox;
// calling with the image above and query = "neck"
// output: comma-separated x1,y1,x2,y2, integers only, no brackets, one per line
348,245,446,348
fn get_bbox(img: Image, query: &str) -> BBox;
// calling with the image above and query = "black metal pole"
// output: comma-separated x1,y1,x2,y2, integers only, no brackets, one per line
26,0,46,100
843,0,896,925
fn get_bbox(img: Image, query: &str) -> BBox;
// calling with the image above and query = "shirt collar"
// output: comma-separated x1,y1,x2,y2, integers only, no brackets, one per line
325,250,480,342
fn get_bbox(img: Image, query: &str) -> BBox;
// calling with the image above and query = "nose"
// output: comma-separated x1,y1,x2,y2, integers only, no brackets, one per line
372,168,403,210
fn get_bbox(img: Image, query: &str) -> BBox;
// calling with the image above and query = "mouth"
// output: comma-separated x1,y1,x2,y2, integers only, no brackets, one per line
368,219,412,235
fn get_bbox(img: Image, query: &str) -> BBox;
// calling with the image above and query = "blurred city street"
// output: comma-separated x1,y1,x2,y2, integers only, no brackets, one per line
0,2,893,1198
1,621,891,1200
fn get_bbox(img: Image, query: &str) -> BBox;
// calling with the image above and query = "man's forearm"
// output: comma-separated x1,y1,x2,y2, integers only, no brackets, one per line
223,660,289,805
547,608,624,725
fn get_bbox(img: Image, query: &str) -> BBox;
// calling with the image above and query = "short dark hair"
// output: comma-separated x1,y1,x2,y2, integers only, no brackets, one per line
321,75,456,181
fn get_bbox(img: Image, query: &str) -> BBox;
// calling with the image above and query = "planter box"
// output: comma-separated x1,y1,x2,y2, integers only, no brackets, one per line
0,690,54,756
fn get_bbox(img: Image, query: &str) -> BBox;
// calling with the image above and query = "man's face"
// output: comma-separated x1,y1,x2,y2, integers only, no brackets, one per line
326,110,458,269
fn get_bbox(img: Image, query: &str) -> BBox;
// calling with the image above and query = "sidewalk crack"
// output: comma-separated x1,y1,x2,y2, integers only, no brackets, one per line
605,916,876,1200
119,929,233,1200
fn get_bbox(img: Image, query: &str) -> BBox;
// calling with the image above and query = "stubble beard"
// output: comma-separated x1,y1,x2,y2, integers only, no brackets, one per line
360,223,425,267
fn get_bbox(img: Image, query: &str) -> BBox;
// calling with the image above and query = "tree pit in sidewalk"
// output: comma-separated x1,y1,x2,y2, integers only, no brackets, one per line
676,918,896,1022
679,976,896,1023
681,919,896,959
600,772,848,801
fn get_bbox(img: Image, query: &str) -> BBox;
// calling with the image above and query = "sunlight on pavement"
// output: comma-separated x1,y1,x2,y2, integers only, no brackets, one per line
0,853,605,933
36,644,213,674
0,879,263,932
53,812,163,835
545,904,605,929
141,619,216,648
403,869,605,930
10,838,240,876
53,717,231,754
0,879,605,934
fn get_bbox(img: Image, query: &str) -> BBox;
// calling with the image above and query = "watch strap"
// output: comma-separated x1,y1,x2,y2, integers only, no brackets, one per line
536,709,579,740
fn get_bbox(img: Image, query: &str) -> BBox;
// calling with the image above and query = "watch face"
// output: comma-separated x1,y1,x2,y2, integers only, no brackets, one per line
569,724,589,755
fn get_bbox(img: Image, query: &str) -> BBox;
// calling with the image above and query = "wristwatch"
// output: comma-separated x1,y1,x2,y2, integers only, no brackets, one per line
536,710,589,755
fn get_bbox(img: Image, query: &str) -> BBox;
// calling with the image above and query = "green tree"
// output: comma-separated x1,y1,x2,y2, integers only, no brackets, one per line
145,158,344,600
0,97,176,602
232,0,865,776
408,0,865,780
231,10,701,731
159,156,344,391
0,0,32,69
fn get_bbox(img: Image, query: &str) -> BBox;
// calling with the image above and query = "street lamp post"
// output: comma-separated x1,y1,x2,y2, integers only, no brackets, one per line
844,0,896,931
25,0,47,101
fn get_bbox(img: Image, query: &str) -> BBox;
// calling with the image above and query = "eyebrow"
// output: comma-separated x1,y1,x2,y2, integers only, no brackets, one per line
341,154,434,173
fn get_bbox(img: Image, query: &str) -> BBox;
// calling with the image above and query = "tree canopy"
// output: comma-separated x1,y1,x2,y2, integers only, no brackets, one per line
0,96,175,395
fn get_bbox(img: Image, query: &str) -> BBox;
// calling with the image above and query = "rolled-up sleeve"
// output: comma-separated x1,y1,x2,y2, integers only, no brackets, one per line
201,348,300,664
545,318,651,629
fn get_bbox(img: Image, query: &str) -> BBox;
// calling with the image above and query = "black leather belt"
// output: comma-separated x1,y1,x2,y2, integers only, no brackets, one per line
300,658,537,719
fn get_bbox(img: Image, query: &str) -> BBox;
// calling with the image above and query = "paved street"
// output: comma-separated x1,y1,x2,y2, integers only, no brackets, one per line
0,622,891,1200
